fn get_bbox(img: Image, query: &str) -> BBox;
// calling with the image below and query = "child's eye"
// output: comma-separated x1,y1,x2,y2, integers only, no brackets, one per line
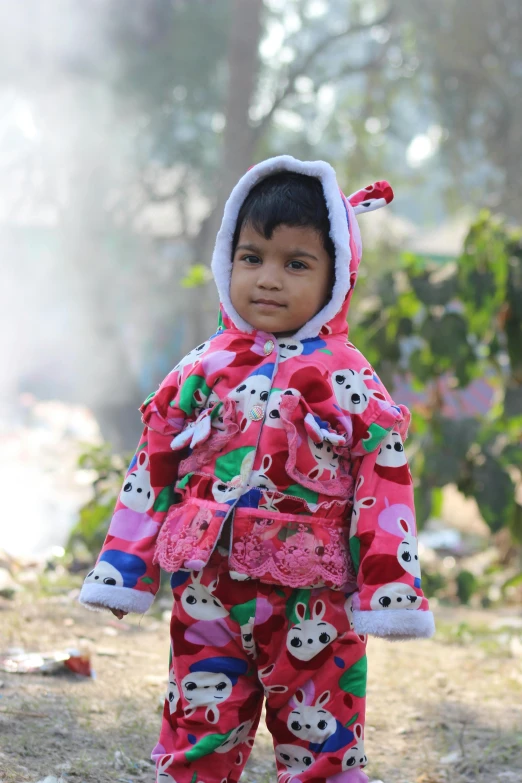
242,255,261,264
288,260,307,270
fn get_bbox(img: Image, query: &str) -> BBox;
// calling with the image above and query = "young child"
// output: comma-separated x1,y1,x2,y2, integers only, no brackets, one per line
80,155,434,783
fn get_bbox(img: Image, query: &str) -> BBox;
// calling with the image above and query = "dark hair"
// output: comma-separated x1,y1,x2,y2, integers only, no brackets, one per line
232,171,335,262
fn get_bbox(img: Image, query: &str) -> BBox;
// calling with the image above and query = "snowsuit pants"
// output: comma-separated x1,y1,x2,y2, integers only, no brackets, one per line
153,551,369,783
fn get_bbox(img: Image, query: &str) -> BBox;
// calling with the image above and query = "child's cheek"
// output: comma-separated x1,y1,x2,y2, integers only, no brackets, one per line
230,268,249,313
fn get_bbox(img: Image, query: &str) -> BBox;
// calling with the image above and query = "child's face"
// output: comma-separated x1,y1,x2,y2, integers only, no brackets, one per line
230,223,333,336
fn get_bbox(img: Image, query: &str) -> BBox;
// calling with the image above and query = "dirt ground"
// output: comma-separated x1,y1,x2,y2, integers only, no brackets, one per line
1,586,521,783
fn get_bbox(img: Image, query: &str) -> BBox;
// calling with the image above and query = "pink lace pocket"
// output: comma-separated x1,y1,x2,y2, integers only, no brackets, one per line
229,507,354,589
153,499,231,572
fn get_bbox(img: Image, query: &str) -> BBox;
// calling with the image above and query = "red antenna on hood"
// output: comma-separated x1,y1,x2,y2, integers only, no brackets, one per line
347,181,394,215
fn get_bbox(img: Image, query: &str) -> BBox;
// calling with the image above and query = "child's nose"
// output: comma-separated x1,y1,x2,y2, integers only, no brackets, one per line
257,262,282,289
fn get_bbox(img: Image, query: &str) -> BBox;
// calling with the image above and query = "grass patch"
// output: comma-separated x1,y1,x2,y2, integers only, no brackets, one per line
435,619,521,654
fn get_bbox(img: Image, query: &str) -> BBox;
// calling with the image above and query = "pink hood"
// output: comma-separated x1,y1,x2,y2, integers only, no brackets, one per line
211,155,393,340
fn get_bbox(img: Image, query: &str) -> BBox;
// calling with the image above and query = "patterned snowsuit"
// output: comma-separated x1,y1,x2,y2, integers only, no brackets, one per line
80,156,434,783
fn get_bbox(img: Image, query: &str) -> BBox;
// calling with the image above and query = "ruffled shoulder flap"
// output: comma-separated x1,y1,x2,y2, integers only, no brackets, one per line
140,382,183,437
141,363,213,437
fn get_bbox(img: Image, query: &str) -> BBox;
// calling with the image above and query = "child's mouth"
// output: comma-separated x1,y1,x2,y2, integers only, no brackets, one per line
252,299,285,309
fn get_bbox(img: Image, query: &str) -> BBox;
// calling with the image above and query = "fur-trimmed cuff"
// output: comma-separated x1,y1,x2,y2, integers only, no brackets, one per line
353,609,435,640
79,583,155,615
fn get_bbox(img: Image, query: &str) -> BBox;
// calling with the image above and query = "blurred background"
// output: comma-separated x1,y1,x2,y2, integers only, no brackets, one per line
1,0,520,599
0,2,521,781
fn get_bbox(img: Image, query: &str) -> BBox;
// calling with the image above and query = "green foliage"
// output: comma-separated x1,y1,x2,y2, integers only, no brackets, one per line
420,568,447,599
456,570,478,605
67,444,129,558
502,572,522,593
352,213,522,538
181,264,213,288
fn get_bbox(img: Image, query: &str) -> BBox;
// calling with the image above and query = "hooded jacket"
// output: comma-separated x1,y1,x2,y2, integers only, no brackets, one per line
79,156,435,640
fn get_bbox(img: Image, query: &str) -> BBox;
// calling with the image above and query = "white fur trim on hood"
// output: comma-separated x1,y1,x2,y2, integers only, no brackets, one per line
210,155,361,341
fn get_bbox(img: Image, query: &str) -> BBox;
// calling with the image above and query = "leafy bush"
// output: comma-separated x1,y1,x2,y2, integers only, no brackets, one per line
67,443,130,559
456,569,479,605
352,212,522,541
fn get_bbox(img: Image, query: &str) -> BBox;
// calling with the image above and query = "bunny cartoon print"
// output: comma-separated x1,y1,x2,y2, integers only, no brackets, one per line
286,601,338,662
287,688,337,743
154,551,369,783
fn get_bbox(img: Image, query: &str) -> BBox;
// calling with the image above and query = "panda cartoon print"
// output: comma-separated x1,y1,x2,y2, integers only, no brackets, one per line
375,430,411,484
332,367,386,415
228,364,275,432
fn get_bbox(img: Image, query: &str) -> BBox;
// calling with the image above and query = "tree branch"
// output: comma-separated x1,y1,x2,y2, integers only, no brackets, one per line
254,4,394,139
332,48,389,80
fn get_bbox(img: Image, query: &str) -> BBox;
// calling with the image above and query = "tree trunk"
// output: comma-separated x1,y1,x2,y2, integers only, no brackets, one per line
220,0,264,213
188,0,264,350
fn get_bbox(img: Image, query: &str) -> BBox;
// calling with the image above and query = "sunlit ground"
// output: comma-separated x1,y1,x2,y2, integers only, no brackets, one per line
1,587,521,783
